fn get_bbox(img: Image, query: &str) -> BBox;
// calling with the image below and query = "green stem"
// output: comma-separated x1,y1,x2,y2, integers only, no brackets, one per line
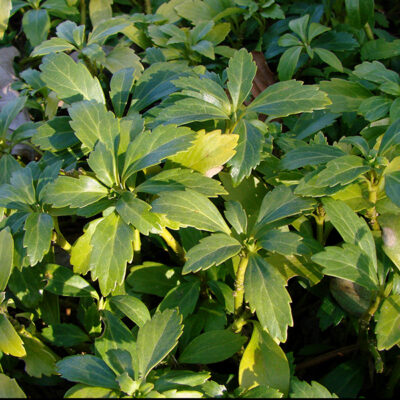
234,252,249,318
314,204,326,245
160,228,186,263
132,229,141,264
52,217,72,252
80,0,86,26
366,178,380,231
364,22,374,41
144,0,152,14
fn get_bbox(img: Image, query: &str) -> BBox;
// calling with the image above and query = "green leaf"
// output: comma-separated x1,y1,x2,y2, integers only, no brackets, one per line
170,129,238,177
277,46,303,81
116,192,162,235
0,373,26,398
375,294,400,350
110,68,135,117
280,144,345,170
69,100,119,151
319,79,372,113
136,168,227,198
224,200,247,235
358,96,392,122
245,254,293,342
289,14,309,42
22,9,50,47
0,0,12,40
353,61,400,86
42,324,89,347
239,385,283,398
0,154,21,186
228,120,264,185
247,80,330,118
0,228,13,291
314,48,343,72
88,142,119,188
0,313,26,357
9,167,36,206
312,243,378,290
23,213,53,266
40,52,105,104
152,189,231,234
345,0,374,28
254,185,316,233
290,378,338,398
322,198,378,273
87,17,130,45
122,125,196,183
89,0,112,26
44,175,109,208
31,37,77,57
385,171,400,208
290,110,338,140
183,233,241,274
0,96,27,138
361,39,400,61
137,309,183,379
109,295,150,328
126,262,181,297
64,384,118,399
57,355,118,389
259,230,311,256
103,46,143,76
179,329,246,364
239,321,290,395
44,263,99,300
379,118,400,156
208,280,234,314
379,214,400,270
89,212,133,296
157,280,201,319
227,48,257,111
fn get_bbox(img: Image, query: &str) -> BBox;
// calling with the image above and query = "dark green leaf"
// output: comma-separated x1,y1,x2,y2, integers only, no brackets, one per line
42,324,89,347
277,46,303,81
22,9,50,47
224,200,247,235
259,229,311,256
379,118,400,156
110,68,135,117
0,228,13,291
385,171,400,208
109,295,150,328
361,39,400,61
376,294,400,350
290,378,338,398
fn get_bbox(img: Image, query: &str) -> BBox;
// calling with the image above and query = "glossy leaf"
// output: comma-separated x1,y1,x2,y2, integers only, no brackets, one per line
277,46,302,81
224,200,247,235
109,295,150,328
110,68,135,117
375,294,400,350
22,9,50,47
259,229,311,256
42,324,89,347
0,313,26,357
0,228,13,291
379,118,400,156
0,373,26,398
385,171,400,208
290,378,338,398
31,38,77,57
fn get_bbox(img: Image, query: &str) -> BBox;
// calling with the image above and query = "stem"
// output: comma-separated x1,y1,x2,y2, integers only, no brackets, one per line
80,0,86,26
52,217,72,252
366,177,380,231
314,204,326,245
160,228,186,263
364,22,374,41
132,229,141,264
144,0,152,14
234,252,249,317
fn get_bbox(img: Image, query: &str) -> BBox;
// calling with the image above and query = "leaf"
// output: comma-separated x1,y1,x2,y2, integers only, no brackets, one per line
290,110,338,140
116,192,162,235
0,0,11,39
122,125,196,183
319,79,372,113
385,171,400,208
170,129,238,177
314,48,343,72
290,378,338,398
57,355,118,389
89,0,112,26
22,9,50,47
245,254,293,342
379,118,400,156
254,185,316,233
126,262,181,297
9,167,36,206
361,39,400,61
44,175,109,208
289,14,309,42
152,189,231,234
280,144,345,170
43,263,99,300
109,295,150,328
277,46,303,81
88,142,119,188
40,52,105,104
239,321,290,395
239,385,283,398
247,80,330,118
227,48,257,111
89,212,133,296
136,168,226,198
0,313,26,357
64,384,118,399
0,96,27,138
322,198,378,273
23,213,53,266
312,243,378,290
228,120,264,185
379,214,400,270
375,294,400,350
137,309,183,379
42,324,89,347
183,233,241,274
0,228,13,291
103,46,143,76
224,200,247,235
358,96,392,122
157,280,201,319
179,329,246,364
0,373,26,398
69,100,119,151
87,17,130,45
258,230,311,256
0,154,21,186
345,0,374,28
31,37,77,57
110,68,135,117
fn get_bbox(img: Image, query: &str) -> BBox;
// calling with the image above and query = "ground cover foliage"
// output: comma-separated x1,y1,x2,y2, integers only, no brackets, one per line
0,0,400,397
